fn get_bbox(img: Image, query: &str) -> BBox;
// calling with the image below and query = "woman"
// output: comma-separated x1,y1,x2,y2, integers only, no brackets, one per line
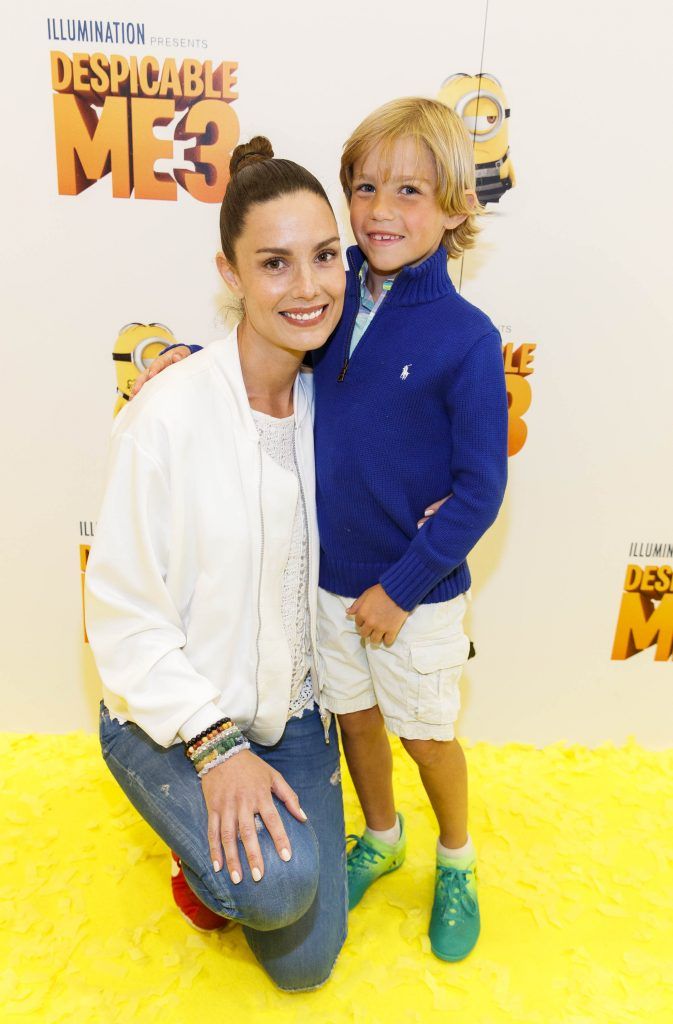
86,137,348,992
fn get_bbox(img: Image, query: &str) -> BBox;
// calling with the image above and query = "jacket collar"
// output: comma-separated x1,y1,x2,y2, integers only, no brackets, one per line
346,244,456,307
209,327,313,439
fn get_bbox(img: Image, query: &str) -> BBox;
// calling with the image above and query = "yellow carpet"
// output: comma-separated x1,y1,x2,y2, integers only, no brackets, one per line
2,734,672,1023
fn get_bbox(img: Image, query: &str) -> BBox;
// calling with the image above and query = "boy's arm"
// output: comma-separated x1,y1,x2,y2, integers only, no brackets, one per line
379,329,508,612
131,343,311,399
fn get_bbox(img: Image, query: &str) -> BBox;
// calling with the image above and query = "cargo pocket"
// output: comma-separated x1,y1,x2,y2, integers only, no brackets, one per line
407,634,470,725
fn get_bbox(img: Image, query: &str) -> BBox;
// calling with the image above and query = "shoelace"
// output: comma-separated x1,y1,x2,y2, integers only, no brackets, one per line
346,834,386,873
436,865,478,924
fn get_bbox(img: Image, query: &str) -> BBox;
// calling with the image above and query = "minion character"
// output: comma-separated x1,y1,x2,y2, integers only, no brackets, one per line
438,73,515,205
112,322,179,417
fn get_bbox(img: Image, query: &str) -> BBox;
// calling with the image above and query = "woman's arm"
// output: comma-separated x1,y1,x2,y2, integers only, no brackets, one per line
85,430,222,746
86,425,307,880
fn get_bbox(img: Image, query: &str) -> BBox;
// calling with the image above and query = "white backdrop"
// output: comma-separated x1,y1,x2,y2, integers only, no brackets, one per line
2,0,672,745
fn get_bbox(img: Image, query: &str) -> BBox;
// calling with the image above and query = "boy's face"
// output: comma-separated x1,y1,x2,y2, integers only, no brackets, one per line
349,136,466,277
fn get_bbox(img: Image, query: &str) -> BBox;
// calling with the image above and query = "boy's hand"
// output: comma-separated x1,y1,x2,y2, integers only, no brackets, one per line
347,584,409,646
130,345,192,399
417,493,452,529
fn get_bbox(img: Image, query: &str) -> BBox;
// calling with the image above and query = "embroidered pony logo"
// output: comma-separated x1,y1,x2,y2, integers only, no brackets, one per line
400,364,412,380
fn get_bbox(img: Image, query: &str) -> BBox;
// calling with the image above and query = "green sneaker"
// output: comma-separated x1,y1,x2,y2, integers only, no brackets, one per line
429,854,480,961
346,814,406,909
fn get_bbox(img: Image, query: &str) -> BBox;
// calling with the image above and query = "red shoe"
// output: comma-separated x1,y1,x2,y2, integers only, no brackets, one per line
170,852,234,932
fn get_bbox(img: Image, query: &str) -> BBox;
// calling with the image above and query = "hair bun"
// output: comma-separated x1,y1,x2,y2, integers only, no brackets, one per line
230,136,274,177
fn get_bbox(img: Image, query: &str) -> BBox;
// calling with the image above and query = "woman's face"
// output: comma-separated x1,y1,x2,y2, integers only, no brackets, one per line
218,190,345,356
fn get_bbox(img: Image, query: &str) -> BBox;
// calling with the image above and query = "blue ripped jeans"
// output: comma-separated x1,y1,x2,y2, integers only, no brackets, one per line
99,704,347,992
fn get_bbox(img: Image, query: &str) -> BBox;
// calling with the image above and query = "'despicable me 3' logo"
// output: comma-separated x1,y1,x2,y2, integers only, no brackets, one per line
503,339,535,457
612,560,673,661
50,51,240,202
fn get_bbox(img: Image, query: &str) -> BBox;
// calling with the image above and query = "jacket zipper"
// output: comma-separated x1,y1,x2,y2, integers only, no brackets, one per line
293,427,330,744
253,440,264,725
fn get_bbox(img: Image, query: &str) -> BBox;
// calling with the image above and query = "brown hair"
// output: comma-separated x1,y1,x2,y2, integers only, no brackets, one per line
340,98,482,259
220,136,332,263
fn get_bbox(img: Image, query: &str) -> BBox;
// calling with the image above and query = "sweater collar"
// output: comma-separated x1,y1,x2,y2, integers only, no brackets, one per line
346,244,455,307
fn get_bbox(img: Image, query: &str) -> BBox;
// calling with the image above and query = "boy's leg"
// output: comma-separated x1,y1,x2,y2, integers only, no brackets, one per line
318,588,396,830
317,589,405,907
337,705,407,908
338,705,396,831
367,593,480,960
400,736,467,849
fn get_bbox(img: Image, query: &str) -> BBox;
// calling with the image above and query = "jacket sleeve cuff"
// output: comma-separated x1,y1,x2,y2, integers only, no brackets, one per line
379,551,440,612
178,702,226,743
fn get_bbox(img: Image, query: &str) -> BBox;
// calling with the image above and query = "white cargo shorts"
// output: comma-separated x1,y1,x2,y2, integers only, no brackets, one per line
317,587,471,741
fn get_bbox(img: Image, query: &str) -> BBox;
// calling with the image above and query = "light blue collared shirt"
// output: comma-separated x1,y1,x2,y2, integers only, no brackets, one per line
349,262,395,357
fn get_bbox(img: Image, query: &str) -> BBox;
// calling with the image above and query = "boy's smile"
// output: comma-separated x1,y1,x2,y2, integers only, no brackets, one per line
350,136,466,298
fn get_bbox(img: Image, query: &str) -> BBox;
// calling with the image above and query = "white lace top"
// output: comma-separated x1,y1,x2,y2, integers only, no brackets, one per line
251,409,314,719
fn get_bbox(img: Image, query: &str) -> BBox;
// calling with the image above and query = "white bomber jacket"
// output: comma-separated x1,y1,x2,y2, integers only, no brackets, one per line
85,330,322,748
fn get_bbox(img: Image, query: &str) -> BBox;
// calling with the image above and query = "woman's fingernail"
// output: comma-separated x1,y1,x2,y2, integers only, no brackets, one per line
231,870,241,884
212,860,220,872
280,848,291,862
252,867,262,882
299,808,308,821
424,508,435,516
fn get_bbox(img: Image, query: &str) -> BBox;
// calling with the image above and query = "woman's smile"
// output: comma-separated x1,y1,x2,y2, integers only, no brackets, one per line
279,304,329,325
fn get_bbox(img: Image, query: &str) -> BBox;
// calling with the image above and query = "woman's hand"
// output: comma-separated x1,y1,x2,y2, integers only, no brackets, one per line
130,345,192,399
346,584,409,646
416,493,452,528
200,749,307,884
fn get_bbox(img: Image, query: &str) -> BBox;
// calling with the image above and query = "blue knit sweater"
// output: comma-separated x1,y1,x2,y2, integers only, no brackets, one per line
312,245,508,611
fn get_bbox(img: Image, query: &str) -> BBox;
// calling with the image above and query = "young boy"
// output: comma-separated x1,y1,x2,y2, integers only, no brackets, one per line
311,97,508,962
142,97,508,961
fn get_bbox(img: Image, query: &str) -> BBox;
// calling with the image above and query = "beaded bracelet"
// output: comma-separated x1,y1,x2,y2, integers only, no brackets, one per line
184,717,233,759
192,731,248,774
197,743,251,778
190,724,239,762
184,717,250,778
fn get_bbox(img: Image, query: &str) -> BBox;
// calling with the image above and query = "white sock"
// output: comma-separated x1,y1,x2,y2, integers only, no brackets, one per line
437,835,475,861
365,815,401,846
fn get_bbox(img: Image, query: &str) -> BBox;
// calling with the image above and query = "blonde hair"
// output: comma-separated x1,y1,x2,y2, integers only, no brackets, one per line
340,97,482,259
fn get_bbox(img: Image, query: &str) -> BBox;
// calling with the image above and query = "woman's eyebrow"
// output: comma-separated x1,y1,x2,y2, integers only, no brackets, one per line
313,235,340,251
255,236,340,256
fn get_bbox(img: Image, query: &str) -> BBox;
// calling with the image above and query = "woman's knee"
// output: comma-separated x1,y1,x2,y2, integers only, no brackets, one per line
224,819,320,931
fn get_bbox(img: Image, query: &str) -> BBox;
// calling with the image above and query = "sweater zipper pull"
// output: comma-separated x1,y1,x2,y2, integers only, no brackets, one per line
337,357,349,382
